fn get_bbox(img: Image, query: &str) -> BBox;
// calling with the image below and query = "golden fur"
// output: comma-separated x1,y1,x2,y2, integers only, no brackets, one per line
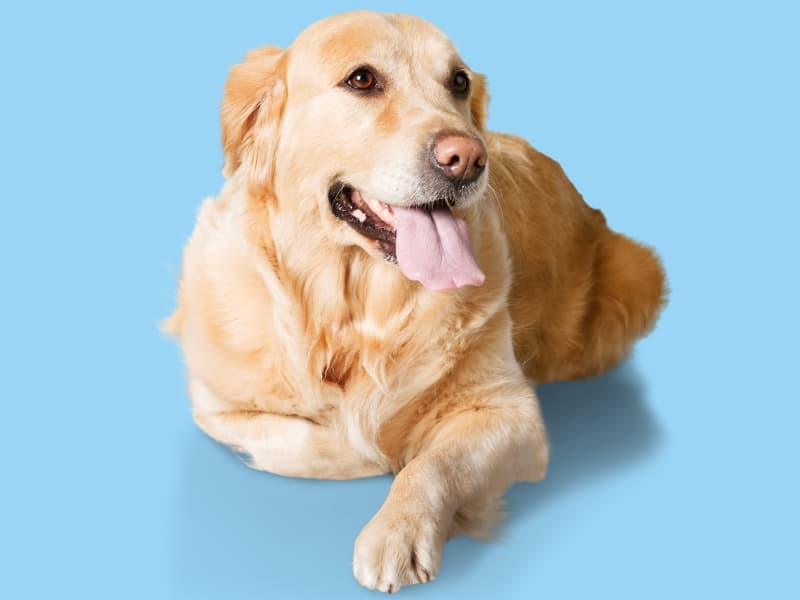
166,11,666,593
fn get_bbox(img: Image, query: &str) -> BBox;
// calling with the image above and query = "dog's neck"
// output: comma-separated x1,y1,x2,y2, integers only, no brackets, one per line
224,175,510,429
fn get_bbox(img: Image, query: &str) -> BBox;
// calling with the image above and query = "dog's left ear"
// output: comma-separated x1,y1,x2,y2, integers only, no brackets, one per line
470,73,489,131
221,46,287,185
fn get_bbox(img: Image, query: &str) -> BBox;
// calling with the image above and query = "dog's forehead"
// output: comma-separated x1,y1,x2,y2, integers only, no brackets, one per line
291,12,460,79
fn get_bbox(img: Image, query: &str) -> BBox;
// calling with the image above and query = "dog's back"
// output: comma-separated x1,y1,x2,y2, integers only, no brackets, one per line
489,132,667,382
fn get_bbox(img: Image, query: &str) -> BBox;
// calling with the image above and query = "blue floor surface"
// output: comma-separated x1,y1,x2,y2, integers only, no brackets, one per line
2,1,797,598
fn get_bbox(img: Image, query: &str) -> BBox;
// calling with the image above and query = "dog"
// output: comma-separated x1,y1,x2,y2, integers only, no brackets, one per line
165,10,666,593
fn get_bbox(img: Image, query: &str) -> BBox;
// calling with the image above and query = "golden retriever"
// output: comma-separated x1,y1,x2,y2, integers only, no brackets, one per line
165,10,666,593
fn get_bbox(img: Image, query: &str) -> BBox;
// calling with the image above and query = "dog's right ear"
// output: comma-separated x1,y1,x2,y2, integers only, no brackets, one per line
221,46,287,183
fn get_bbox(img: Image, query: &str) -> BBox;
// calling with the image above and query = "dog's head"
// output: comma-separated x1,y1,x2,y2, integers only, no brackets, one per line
221,11,490,290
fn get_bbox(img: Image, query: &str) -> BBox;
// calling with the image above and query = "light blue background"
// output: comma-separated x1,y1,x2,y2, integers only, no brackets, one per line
2,1,797,598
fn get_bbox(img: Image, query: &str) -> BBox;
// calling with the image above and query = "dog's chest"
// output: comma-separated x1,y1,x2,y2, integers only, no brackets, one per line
313,308,474,404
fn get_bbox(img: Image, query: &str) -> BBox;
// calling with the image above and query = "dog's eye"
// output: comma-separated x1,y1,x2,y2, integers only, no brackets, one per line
452,70,470,95
346,68,377,91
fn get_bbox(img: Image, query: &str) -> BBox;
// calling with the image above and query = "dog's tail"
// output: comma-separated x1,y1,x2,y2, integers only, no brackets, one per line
566,231,667,379
516,230,667,383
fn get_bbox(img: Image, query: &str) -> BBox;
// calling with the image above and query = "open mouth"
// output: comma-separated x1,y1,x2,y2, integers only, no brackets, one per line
328,184,402,261
328,182,485,291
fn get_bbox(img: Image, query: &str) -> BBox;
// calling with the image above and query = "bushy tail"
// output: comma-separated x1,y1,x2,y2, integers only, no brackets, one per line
564,231,667,380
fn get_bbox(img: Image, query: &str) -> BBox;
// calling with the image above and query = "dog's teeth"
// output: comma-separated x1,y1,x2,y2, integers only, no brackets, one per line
352,208,367,223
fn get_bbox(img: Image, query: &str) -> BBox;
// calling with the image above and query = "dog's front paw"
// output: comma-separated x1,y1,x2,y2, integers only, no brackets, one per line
353,508,444,593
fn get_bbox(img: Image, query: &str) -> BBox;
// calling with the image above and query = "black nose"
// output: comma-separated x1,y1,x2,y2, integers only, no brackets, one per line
431,132,487,184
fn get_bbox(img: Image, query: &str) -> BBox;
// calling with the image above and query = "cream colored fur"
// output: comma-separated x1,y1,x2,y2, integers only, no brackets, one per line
166,11,666,593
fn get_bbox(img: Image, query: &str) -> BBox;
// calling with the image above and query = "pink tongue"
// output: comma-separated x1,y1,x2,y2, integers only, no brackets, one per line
394,206,485,291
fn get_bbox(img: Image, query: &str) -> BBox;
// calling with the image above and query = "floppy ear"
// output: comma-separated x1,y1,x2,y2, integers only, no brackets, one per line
221,46,287,183
470,72,489,131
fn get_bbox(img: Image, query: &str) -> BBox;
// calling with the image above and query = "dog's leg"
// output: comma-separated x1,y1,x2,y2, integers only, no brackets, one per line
352,377,548,592
191,379,387,480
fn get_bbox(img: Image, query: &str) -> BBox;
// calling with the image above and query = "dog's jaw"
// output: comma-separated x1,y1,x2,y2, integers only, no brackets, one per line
328,184,398,261
328,182,486,290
